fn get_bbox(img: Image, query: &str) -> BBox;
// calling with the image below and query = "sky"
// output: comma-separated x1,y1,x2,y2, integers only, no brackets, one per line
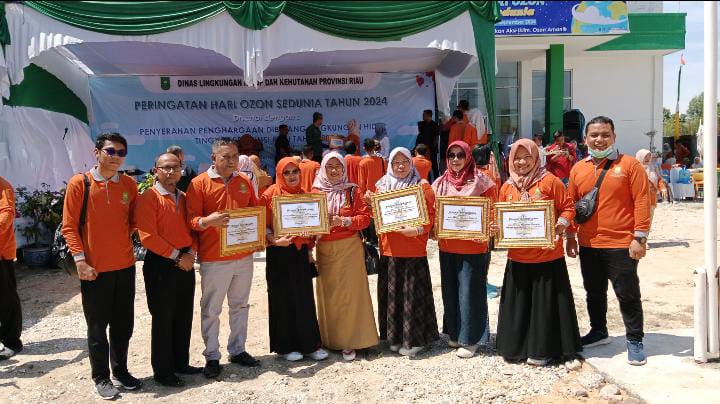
662,1,719,113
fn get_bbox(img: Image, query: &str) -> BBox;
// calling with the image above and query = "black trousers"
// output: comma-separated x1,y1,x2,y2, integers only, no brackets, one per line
0,259,22,351
81,266,136,382
579,247,644,342
143,250,195,378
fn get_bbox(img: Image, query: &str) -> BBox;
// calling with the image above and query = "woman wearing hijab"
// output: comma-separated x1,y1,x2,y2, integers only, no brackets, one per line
635,149,666,225
371,147,438,357
312,152,378,361
494,139,581,367
431,141,496,358
237,155,259,196
261,157,328,362
347,119,362,156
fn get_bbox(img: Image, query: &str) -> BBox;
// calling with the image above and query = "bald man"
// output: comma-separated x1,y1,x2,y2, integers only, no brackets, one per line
136,153,200,387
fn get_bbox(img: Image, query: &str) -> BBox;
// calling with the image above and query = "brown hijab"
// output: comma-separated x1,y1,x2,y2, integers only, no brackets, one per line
508,139,547,201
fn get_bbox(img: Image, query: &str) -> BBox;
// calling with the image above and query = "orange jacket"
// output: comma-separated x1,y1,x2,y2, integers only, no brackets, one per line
379,183,435,258
500,174,574,263
345,155,363,185
435,182,496,255
568,154,650,248
449,123,478,148
313,187,371,242
299,159,320,193
136,184,196,259
358,155,386,193
0,177,16,260
413,156,432,181
61,169,138,272
185,169,258,262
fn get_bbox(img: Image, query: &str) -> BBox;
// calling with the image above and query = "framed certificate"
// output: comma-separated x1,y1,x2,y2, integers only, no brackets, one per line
495,200,555,248
435,196,490,240
328,136,345,149
272,193,330,236
370,185,430,234
220,207,266,256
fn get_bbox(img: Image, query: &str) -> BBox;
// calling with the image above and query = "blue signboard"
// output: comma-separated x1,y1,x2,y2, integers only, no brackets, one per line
495,1,630,36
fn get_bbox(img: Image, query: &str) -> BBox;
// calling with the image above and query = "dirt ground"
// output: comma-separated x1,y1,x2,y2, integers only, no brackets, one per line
0,201,713,403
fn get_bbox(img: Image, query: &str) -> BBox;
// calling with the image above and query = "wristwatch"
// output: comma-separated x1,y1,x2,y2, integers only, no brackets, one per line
634,236,647,245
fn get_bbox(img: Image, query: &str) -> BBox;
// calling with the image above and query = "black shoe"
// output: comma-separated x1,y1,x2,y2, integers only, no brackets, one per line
154,374,185,387
111,372,142,391
230,351,260,367
176,365,203,375
581,329,611,348
94,378,120,400
203,360,221,379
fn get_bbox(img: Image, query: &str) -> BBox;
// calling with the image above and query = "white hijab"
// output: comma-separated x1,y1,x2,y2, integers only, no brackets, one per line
375,147,422,192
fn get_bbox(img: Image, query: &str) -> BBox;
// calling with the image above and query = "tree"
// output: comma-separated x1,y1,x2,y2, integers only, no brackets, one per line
686,92,720,120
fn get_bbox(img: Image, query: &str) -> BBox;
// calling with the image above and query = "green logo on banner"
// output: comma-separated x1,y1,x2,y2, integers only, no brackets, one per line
160,77,171,90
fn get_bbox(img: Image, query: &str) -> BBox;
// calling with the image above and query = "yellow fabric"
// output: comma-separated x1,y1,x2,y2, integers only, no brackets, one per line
315,235,379,350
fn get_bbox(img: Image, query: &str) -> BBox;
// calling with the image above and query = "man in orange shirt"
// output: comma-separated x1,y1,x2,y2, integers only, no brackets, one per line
0,176,22,362
358,139,387,194
413,144,432,181
136,153,200,387
566,116,650,366
299,145,320,192
62,133,141,399
186,138,261,379
448,110,478,148
344,141,362,184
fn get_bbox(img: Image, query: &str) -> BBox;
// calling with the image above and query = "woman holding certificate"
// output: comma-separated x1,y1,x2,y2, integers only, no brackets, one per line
312,152,378,361
431,141,496,358
374,147,438,357
261,157,327,362
494,139,581,367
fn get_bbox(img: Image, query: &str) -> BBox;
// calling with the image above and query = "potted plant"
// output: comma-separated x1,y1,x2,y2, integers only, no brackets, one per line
15,184,65,267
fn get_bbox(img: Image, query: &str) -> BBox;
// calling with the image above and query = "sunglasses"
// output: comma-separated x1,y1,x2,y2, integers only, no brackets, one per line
101,147,127,158
447,152,466,160
282,168,300,176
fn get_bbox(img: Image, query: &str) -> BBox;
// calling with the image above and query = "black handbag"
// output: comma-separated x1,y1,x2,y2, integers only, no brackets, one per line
575,159,613,224
347,186,380,275
52,174,90,275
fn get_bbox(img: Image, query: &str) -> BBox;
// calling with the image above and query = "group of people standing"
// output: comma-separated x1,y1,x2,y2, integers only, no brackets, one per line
0,113,653,400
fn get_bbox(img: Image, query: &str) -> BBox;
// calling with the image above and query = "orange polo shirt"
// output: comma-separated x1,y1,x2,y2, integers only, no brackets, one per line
313,187,371,242
499,174,574,264
379,183,436,258
345,154,363,185
136,184,196,259
0,177,16,260
358,155,386,193
186,168,258,262
61,169,138,272
449,123,479,148
567,154,650,248
299,159,320,193
413,156,432,181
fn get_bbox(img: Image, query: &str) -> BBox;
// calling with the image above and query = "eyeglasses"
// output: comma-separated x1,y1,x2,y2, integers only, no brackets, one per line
326,165,344,172
391,159,410,167
447,152,465,160
156,166,181,174
282,168,300,176
100,147,127,158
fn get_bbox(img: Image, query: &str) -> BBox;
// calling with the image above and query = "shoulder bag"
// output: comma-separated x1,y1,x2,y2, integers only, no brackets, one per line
574,159,613,224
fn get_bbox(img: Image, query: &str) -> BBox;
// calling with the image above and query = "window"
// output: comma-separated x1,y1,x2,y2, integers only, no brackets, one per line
532,70,572,136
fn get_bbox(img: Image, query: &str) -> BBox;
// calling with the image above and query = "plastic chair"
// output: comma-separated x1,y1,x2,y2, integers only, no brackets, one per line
691,172,704,200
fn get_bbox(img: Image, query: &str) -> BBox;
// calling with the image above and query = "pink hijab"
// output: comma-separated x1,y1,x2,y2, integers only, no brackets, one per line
508,139,547,201
312,151,357,215
433,141,494,196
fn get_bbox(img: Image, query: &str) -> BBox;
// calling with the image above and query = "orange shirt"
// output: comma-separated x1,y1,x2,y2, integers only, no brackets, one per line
345,155,363,185
313,187,371,242
186,168,258,262
477,166,501,201
347,134,361,156
358,155,386,193
299,159,320,193
136,184,196,259
0,177,16,260
61,169,138,272
449,122,478,148
413,156,432,181
379,183,436,258
567,154,650,248
499,174,574,263
259,186,314,248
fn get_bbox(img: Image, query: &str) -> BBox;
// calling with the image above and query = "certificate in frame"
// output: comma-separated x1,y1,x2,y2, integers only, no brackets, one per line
272,193,330,236
435,196,490,240
370,185,430,234
220,207,266,256
494,200,555,248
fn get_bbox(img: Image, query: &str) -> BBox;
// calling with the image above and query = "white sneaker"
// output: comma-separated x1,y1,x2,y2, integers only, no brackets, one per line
0,346,17,360
389,344,401,352
526,357,550,366
309,348,328,361
398,346,423,357
342,349,356,361
456,345,478,358
284,352,303,361
448,340,461,348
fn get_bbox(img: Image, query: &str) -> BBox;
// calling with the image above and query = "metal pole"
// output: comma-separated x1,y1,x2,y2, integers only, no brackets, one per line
695,267,708,362
703,0,719,357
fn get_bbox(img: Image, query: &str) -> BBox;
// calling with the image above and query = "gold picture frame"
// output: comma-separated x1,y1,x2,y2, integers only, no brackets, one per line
272,193,330,236
370,185,430,235
220,207,266,256
435,196,490,240
495,200,555,248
